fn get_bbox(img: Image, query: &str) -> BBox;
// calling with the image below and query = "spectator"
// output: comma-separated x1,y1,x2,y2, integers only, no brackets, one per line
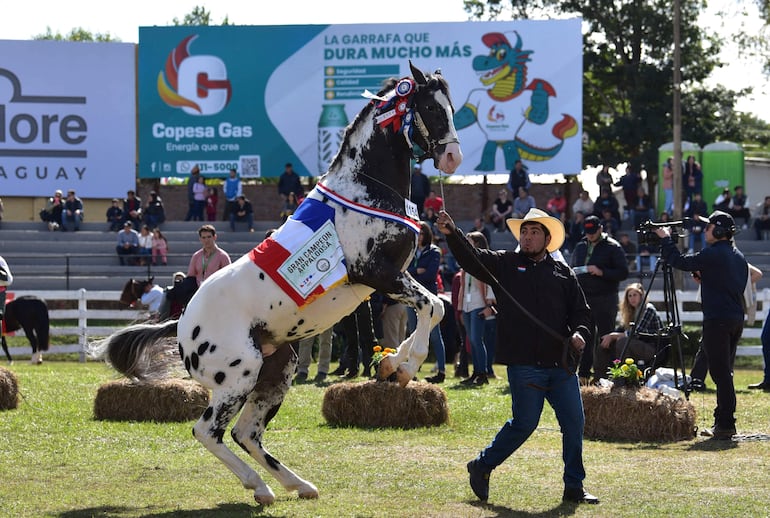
564,211,586,254
592,187,620,223
471,217,491,245
184,165,201,221
596,163,613,193
206,187,218,222
279,192,298,224
682,155,703,203
599,208,620,238
489,189,513,232
545,187,567,222
409,163,431,217
617,233,638,271
39,189,65,231
714,187,731,212
106,198,124,232
61,189,84,232
571,215,629,381
661,157,675,215
595,282,664,377
0,255,13,351
507,159,531,198
116,221,140,266
631,185,654,227
152,228,168,266
728,185,751,229
222,168,242,221
380,293,407,353
686,191,709,253
332,300,378,379
572,190,593,218
140,279,165,321
187,224,231,286
294,328,334,383
423,190,444,217
614,165,641,215
123,190,143,228
138,224,154,266
278,162,303,202
160,271,196,321
512,186,536,219
753,195,770,240
230,195,255,232
192,175,207,221
143,191,166,228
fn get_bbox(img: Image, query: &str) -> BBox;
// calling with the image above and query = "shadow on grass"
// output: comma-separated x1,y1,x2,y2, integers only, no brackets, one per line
57,502,274,518
688,437,740,451
467,499,580,517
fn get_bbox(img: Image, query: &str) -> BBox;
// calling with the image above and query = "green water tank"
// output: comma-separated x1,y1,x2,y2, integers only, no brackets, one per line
657,141,702,216
701,142,744,210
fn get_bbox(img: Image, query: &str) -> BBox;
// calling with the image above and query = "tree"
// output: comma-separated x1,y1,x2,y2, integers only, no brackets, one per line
33,27,119,42
172,5,230,26
462,0,745,175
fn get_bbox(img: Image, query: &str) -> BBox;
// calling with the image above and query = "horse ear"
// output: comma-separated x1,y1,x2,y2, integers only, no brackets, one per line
409,60,427,85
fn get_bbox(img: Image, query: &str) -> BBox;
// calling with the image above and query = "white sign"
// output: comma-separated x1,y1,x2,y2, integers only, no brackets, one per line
0,40,136,197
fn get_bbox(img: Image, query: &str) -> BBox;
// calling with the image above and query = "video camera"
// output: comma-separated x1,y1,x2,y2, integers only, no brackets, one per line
635,219,692,247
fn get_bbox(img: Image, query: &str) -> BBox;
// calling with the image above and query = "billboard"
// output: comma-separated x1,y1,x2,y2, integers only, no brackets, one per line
0,40,136,198
138,19,582,179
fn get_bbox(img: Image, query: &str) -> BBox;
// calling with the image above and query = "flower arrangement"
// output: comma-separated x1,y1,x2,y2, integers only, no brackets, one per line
607,358,644,388
370,345,397,370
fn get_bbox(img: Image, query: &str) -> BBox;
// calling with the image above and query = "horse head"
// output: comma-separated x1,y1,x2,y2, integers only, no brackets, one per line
407,61,463,174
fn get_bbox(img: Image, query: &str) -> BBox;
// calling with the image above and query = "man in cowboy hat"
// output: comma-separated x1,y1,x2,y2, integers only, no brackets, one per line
436,208,598,505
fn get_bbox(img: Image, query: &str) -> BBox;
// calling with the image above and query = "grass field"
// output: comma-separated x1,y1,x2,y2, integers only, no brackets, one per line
1,358,769,518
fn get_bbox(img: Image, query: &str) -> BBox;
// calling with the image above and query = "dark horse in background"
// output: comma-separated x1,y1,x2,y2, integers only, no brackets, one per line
91,62,462,505
1,296,50,364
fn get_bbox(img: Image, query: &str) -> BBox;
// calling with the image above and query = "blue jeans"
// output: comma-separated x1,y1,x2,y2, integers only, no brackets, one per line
463,310,488,375
476,365,586,489
689,231,704,251
762,316,770,383
406,307,446,372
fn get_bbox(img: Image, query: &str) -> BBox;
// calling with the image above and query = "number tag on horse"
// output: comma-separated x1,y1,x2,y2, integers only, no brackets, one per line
405,199,419,220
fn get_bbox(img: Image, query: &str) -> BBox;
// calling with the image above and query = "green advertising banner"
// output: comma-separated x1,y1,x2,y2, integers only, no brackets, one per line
138,20,582,179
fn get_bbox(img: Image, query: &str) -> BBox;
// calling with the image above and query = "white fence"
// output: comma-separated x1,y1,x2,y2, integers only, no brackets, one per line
5,288,769,361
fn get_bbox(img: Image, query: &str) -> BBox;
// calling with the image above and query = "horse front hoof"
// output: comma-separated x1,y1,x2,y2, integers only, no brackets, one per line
297,483,319,499
254,488,276,505
376,356,397,380
395,366,412,387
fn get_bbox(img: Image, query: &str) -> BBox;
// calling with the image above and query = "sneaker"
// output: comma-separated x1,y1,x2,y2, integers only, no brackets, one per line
313,372,327,383
425,372,445,383
467,459,491,501
471,373,489,386
293,371,308,384
747,380,770,391
701,425,736,440
563,487,600,504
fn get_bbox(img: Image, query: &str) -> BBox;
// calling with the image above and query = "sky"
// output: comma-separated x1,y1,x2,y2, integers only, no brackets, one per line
2,0,768,119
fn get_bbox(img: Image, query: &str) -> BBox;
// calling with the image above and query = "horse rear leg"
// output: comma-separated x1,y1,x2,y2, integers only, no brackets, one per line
1,335,11,363
192,370,272,503
232,345,319,501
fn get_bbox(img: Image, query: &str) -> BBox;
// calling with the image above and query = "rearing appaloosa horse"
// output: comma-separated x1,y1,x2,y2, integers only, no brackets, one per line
90,61,462,505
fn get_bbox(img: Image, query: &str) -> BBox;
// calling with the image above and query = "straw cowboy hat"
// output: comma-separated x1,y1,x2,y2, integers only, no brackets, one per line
506,208,566,253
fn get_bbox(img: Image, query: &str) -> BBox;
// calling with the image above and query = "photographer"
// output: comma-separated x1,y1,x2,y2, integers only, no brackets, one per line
654,211,747,440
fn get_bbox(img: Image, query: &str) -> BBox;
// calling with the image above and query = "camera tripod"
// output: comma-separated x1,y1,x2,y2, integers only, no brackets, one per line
629,255,692,400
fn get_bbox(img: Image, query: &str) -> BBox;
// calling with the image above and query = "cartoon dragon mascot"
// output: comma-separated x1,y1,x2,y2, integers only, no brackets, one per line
454,31,578,172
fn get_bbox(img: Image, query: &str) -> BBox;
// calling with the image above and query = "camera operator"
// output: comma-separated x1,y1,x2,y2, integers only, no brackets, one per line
571,215,629,381
654,210,747,440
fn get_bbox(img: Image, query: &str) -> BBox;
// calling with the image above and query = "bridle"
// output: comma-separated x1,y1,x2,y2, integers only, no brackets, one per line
365,75,459,162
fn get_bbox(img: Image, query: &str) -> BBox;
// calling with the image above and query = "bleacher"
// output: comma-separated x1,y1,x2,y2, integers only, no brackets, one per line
1,218,768,292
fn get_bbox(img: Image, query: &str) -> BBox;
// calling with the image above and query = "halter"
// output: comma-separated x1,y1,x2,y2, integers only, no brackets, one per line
363,77,459,162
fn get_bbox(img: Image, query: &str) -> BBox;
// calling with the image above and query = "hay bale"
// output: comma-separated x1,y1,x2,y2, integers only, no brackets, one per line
94,378,209,422
0,366,20,410
322,380,449,428
582,385,696,442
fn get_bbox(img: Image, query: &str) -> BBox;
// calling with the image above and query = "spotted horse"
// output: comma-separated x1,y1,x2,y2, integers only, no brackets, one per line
89,61,463,505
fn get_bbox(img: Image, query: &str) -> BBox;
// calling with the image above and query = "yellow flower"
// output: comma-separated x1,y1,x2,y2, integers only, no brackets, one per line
625,358,635,365
621,364,629,373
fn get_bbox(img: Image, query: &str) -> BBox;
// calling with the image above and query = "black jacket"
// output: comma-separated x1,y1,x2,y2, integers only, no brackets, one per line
570,233,629,298
446,228,591,367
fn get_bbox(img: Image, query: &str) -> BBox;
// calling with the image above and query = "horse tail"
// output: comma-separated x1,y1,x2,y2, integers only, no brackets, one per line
89,320,180,381
37,300,50,352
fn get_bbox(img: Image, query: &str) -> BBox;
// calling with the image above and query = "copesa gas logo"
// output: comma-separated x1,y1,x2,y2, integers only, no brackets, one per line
157,35,232,116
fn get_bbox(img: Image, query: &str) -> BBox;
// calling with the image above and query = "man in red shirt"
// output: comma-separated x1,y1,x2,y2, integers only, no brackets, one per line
423,190,444,217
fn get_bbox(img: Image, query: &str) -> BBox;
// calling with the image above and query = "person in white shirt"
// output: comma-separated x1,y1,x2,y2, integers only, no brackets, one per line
140,281,165,319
